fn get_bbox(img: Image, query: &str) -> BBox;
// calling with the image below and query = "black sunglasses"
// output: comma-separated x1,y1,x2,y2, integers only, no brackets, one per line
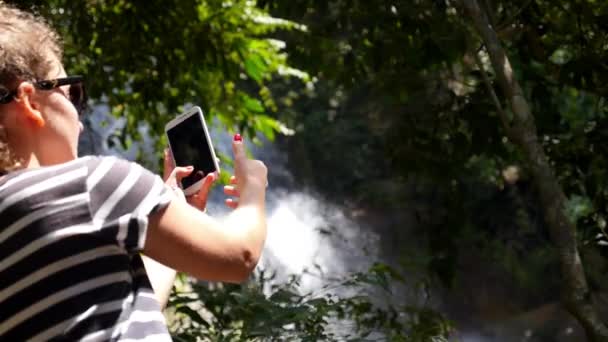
0,75,87,115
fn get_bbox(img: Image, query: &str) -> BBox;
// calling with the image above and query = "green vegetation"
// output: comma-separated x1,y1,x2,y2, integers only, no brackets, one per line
14,0,608,340
167,267,451,341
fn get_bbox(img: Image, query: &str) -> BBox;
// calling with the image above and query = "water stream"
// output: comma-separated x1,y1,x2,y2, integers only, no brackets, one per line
79,106,380,294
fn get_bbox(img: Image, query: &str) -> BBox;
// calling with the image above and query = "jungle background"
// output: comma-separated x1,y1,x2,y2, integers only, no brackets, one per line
10,0,608,340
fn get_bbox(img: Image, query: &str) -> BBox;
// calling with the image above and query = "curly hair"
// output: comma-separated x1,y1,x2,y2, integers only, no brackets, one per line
0,1,63,174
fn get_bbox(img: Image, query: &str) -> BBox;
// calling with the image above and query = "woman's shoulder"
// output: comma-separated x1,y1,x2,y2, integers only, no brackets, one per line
0,155,156,191
0,156,94,187
82,154,155,177
82,154,146,167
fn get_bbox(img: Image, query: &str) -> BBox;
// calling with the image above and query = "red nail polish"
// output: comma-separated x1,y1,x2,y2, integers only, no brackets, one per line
234,133,242,142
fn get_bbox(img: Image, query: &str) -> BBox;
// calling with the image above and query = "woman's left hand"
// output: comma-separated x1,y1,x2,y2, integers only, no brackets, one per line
163,148,217,212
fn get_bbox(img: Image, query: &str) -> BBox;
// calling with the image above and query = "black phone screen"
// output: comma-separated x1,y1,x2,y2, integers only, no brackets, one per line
167,113,217,189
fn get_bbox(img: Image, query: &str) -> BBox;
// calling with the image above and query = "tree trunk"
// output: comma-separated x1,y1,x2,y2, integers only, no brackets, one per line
459,1,608,341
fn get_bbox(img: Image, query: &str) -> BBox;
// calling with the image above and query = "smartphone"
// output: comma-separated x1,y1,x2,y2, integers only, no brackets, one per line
165,106,220,195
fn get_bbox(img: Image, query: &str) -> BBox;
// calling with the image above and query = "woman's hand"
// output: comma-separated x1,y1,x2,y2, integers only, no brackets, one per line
163,148,216,211
146,135,268,284
223,134,267,209
223,175,240,209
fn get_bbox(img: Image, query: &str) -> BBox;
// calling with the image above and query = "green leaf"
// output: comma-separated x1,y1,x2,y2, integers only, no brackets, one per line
175,306,211,328
565,195,593,223
244,54,267,83
242,95,265,113
269,288,299,303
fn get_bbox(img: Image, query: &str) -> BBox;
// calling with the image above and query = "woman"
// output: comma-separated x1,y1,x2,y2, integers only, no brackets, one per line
0,3,268,341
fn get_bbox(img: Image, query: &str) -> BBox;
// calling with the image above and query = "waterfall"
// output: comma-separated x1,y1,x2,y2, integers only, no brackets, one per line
79,106,380,294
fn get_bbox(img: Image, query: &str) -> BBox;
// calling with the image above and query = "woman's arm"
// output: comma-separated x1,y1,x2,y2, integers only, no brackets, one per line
144,139,267,283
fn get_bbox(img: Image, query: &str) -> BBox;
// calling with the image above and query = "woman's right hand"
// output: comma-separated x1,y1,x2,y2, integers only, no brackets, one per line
224,134,267,209
146,132,268,283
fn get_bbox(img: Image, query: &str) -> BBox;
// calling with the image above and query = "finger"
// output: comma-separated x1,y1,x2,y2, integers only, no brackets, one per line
187,172,216,207
168,147,177,165
163,149,174,180
172,166,194,183
232,134,246,161
230,175,237,185
223,185,240,197
225,198,238,209
205,172,218,187
197,173,216,197
187,194,202,208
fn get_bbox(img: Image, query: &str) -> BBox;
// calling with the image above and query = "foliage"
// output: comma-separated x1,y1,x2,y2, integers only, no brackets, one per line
167,264,452,341
10,1,456,340
16,0,608,337
260,0,608,331
14,0,308,162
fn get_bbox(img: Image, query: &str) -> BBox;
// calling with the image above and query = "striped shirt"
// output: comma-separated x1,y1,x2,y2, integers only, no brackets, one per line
0,156,174,341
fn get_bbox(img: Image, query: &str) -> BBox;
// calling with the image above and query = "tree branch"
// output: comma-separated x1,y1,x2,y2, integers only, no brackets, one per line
472,48,514,140
459,0,608,341
481,0,498,27
496,0,534,32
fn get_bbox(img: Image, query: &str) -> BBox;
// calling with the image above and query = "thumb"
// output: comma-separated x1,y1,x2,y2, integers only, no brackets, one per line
170,166,194,184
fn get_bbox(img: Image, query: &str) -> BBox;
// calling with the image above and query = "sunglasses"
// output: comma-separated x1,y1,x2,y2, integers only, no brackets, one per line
0,75,87,115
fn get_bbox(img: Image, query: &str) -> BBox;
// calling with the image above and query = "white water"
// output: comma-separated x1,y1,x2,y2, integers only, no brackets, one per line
80,107,380,294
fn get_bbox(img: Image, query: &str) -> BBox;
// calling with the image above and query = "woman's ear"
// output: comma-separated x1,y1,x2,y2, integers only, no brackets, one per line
15,82,45,128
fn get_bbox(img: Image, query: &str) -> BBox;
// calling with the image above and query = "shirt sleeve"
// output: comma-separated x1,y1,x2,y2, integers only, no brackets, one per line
85,156,174,253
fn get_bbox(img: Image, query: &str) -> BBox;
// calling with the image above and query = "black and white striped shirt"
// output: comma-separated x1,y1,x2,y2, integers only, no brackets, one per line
0,156,174,341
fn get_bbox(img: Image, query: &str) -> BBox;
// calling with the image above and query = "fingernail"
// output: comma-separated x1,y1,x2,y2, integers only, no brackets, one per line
234,133,242,142
187,166,194,170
